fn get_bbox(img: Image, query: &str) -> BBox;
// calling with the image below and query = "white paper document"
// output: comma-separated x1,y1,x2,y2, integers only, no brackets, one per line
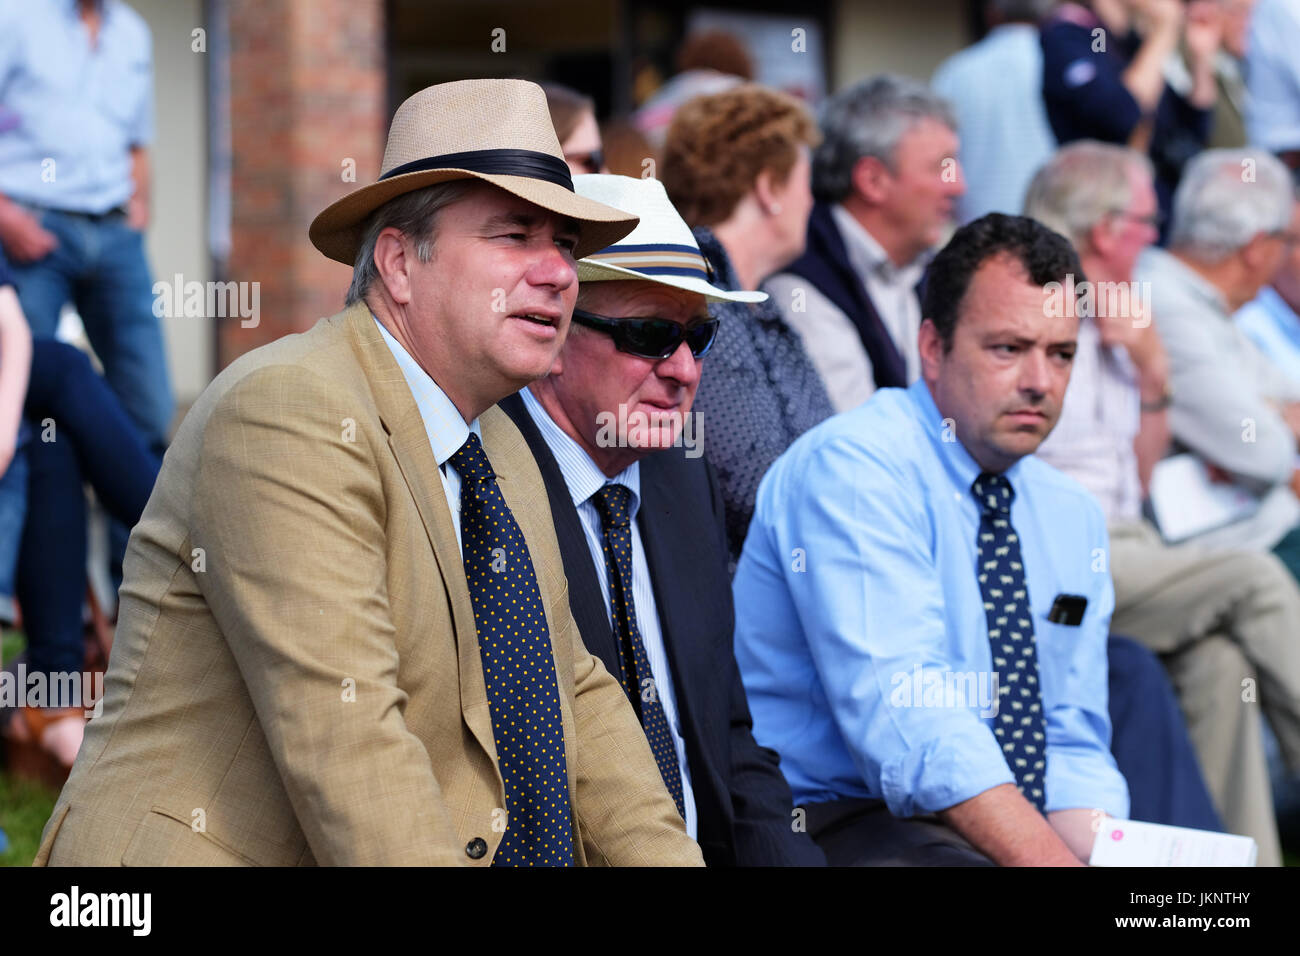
1089,818,1257,867
1148,454,1259,543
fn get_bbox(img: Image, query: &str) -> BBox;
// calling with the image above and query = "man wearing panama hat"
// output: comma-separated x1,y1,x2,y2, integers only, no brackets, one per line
35,80,703,867
500,175,824,865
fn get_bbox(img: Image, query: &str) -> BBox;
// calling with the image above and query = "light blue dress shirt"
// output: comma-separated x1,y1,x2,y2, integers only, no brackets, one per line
1245,0,1300,153
931,24,1058,224
1236,286,1300,386
732,379,1128,820
373,316,479,549
519,387,698,837
0,0,153,213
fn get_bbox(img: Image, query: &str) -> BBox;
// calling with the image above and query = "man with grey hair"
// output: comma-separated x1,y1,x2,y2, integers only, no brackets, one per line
1031,141,1300,866
765,74,965,412
1136,148,1300,579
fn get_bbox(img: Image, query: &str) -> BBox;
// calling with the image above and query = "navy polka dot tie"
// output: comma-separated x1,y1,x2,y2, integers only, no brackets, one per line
449,433,575,866
591,483,687,819
971,472,1048,812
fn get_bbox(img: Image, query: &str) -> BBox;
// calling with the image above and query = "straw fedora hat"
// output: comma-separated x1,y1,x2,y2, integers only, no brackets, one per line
573,175,766,303
309,79,639,266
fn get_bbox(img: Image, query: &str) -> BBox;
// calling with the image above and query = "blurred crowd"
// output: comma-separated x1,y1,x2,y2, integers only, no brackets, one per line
6,0,1300,866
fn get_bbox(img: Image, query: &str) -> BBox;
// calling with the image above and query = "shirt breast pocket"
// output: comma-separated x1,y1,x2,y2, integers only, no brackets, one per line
1030,609,1077,712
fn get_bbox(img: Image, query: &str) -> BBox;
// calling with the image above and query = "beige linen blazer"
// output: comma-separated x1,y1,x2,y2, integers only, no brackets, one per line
34,303,703,867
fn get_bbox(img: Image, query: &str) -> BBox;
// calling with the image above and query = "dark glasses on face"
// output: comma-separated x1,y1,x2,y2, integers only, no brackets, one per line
571,308,719,359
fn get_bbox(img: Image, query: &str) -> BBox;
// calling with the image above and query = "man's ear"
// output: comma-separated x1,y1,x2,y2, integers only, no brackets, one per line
918,317,944,383
850,155,892,206
1086,218,1113,261
1239,231,1278,274
374,227,413,305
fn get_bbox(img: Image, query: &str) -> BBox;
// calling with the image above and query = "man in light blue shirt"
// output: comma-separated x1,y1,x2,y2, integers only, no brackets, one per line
734,213,1128,866
0,0,171,458
1245,0,1300,166
931,0,1059,224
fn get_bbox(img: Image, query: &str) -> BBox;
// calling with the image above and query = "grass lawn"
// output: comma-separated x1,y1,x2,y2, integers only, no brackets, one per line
0,772,57,866
1,626,60,866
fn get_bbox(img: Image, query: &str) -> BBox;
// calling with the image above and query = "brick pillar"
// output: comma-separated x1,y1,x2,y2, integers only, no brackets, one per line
222,0,386,367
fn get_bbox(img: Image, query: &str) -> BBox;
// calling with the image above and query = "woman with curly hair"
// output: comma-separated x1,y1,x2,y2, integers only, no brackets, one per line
660,85,832,568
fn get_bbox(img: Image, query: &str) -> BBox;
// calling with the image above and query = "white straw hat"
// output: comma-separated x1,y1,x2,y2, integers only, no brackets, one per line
573,175,767,304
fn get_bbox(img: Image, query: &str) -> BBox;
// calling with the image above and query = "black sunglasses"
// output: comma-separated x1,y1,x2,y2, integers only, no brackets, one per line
571,308,719,359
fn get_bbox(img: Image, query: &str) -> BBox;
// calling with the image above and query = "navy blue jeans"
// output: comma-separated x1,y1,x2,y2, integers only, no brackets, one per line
6,207,173,453
18,340,160,676
7,206,173,588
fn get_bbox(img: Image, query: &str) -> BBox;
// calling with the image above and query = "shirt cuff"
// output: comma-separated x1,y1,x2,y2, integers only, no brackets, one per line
1045,748,1129,819
879,725,1016,818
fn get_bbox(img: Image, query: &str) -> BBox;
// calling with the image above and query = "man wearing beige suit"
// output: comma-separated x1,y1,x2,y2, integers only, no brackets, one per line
34,79,704,866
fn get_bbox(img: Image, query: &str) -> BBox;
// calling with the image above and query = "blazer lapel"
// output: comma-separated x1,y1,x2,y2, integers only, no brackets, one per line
636,459,693,700
346,307,497,764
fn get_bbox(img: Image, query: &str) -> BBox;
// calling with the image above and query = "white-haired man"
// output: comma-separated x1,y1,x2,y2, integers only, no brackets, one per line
1031,141,1300,866
1136,148,1300,575
500,175,825,866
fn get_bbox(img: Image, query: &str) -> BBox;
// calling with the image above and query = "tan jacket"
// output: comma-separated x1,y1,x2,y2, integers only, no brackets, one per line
35,303,703,867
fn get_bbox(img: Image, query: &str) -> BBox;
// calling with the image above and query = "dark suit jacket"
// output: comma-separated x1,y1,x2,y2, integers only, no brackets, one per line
501,393,825,866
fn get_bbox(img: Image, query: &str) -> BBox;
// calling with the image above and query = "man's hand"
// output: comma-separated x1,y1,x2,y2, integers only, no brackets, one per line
0,198,56,263
127,147,150,231
1138,0,1185,36
938,783,1085,866
1183,0,1224,67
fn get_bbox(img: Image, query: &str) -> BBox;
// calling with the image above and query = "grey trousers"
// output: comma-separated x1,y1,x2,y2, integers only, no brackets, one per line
1109,519,1300,867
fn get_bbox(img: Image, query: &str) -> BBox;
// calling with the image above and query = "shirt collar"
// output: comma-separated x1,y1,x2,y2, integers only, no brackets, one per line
520,386,641,515
1257,284,1299,326
372,315,479,467
831,203,930,286
907,378,1025,497
1145,247,1231,317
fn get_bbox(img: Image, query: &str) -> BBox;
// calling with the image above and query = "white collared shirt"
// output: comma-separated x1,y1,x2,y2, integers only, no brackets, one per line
373,315,480,550
831,203,929,384
520,387,698,837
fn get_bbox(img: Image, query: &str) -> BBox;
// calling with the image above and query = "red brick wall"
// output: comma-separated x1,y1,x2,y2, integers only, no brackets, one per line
223,0,386,366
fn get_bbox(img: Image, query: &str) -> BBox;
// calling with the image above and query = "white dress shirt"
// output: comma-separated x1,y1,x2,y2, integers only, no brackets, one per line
520,387,698,837
1035,316,1143,524
768,204,928,412
373,315,480,549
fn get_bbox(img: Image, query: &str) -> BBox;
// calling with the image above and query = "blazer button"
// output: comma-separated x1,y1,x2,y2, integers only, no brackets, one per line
465,837,488,860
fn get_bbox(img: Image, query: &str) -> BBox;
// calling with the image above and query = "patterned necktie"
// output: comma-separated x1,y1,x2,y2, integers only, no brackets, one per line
449,432,575,866
971,472,1048,812
590,483,686,819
